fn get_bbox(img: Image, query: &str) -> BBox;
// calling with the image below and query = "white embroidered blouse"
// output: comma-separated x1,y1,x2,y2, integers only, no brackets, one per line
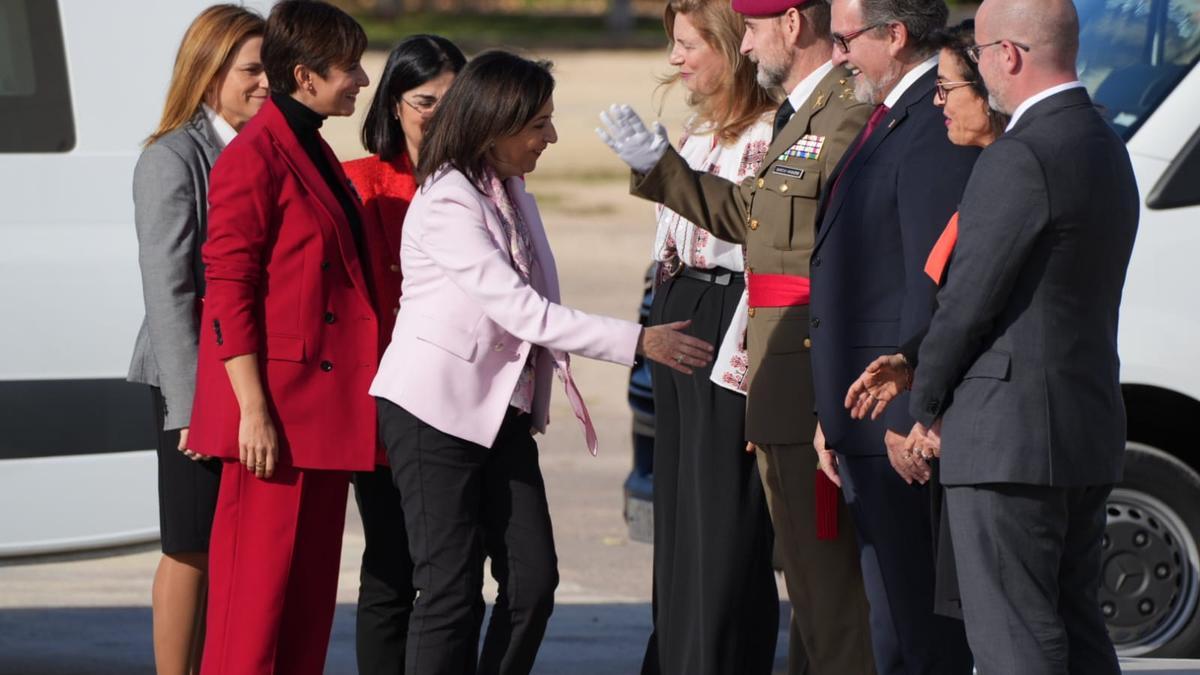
651,115,773,394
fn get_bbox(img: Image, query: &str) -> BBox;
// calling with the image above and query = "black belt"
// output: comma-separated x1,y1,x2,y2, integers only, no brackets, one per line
678,266,744,286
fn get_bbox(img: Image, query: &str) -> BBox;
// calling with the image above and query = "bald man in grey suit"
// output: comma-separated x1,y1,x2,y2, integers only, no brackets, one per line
906,1,1139,672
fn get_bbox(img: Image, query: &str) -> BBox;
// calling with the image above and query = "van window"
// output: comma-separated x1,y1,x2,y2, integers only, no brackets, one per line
0,0,75,152
1079,0,1200,140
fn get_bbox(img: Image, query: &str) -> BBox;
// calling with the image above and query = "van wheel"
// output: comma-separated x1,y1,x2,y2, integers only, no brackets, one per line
1105,442,1200,657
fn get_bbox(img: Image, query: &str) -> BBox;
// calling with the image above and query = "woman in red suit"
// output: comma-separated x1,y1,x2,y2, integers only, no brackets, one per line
341,34,466,675
186,2,373,673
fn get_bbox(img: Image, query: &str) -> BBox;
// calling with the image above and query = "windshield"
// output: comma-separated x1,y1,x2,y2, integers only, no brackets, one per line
1077,0,1200,139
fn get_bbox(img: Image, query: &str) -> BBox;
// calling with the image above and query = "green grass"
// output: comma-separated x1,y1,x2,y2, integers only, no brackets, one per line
357,11,669,51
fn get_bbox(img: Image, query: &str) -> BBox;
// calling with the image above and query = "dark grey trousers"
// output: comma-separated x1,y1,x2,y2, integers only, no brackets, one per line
945,483,1119,675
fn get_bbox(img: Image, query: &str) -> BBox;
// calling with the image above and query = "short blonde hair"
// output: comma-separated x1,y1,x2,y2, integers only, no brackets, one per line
146,4,264,146
662,0,776,145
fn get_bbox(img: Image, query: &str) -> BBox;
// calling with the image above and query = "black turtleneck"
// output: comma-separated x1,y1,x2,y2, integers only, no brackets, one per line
273,93,371,293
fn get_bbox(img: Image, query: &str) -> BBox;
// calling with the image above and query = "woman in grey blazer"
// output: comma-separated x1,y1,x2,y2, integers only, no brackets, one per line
127,5,265,673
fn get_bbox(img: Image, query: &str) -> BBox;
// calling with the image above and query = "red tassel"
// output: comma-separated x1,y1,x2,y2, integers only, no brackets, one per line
815,469,840,541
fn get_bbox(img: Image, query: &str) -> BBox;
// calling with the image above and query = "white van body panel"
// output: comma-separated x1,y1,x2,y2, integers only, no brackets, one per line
0,0,269,557
1118,65,1200,404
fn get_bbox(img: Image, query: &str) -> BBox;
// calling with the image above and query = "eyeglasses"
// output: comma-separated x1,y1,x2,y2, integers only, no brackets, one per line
966,39,1031,64
401,96,440,118
831,22,884,53
934,79,978,102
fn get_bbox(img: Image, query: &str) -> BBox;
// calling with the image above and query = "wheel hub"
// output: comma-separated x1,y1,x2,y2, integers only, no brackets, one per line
1102,489,1199,654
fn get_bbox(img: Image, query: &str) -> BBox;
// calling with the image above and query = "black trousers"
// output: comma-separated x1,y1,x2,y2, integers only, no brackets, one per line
837,453,973,675
945,483,1118,675
641,274,779,675
378,398,558,675
353,464,416,675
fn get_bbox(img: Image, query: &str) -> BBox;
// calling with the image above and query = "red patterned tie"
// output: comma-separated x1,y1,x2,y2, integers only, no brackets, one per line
829,103,890,200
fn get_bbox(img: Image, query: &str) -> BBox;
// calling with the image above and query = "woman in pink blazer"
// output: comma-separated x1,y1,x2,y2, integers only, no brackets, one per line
368,51,712,675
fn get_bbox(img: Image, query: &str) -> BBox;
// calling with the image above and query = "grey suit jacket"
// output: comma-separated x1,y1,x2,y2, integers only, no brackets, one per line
127,111,223,430
909,87,1139,486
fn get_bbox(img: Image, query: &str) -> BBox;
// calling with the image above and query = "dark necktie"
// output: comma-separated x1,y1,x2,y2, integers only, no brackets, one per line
829,103,891,200
772,99,795,141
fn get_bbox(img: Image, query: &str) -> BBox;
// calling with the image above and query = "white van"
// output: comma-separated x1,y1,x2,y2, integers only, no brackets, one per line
0,0,266,557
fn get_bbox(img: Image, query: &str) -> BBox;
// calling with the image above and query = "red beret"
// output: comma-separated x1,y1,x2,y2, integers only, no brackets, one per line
731,0,818,17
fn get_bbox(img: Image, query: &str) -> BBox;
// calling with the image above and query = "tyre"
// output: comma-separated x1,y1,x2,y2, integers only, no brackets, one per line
1104,442,1200,657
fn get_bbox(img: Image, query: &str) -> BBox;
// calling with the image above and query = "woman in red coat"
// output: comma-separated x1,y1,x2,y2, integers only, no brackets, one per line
186,2,373,673
341,34,466,675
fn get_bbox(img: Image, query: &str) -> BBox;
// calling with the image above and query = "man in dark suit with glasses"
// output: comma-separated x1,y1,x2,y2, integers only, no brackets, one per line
809,0,979,672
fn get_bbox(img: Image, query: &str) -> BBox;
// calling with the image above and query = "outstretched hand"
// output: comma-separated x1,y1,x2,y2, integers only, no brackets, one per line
845,353,912,420
639,320,714,375
596,104,670,174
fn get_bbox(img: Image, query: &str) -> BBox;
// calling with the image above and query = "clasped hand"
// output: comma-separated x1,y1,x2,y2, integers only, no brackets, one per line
596,104,670,174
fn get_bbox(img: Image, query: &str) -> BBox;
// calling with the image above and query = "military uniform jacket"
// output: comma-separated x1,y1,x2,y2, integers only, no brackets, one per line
632,65,871,444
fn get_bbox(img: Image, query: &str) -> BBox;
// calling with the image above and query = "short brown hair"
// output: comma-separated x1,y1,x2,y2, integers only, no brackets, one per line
416,51,555,188
147,4,264,146
661,0,775,145
262,0,367,96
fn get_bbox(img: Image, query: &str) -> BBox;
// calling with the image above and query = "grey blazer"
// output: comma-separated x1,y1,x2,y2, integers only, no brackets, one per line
127,111,223,430
909,87,1140,487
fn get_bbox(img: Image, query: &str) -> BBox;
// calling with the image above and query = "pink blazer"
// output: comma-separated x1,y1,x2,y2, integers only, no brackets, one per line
369,167,641,453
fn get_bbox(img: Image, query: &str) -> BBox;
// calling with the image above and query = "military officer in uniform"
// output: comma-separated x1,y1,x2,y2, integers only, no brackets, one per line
598,1,875,672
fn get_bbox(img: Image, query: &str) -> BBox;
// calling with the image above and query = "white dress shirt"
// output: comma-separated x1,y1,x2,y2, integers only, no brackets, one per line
1006,81,1086,131
202,104,238,148
884,55,939,109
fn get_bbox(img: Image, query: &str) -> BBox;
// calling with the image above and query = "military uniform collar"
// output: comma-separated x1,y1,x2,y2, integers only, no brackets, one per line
786,60,835,114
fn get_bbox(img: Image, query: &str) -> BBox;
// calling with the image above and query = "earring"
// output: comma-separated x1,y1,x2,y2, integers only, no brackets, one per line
307,83,316,96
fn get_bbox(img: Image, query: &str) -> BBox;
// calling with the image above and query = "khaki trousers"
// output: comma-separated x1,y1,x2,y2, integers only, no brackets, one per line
756,443,877,675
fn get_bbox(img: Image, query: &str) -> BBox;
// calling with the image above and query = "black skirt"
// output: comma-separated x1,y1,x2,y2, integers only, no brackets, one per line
152,387,221,554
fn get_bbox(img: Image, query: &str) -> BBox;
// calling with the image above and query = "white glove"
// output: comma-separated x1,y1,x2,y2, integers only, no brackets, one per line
596,104,670,174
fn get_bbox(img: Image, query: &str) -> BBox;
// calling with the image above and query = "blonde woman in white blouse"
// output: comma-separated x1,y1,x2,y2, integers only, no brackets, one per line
633,1,779,673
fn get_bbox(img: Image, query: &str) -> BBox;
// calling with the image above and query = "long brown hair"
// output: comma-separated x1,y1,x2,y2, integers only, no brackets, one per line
146,4,264,146
661,0,775,145
416,51,555,189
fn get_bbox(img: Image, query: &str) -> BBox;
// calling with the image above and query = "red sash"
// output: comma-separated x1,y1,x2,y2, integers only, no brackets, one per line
746,272,811,307
746,271,840,540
